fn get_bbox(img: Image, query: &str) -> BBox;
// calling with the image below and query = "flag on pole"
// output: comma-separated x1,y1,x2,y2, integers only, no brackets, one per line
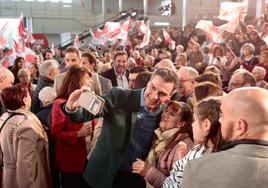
24,47,36,63
137,20,151,48
196,20,223,43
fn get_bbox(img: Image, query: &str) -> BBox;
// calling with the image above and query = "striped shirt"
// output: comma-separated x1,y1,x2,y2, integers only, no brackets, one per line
163,144,212,188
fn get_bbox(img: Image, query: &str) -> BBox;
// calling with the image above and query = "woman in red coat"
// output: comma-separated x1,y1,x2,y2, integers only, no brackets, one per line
52,66,93,188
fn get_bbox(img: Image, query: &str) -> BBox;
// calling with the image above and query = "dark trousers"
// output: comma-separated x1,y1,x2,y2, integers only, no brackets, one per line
112,171,146,188
61,171,91,188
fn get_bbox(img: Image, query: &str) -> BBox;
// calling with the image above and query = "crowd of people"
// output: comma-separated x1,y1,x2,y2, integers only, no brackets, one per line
0,17,268,188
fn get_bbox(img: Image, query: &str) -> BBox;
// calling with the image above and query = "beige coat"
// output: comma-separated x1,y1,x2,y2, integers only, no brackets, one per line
0,110,52,188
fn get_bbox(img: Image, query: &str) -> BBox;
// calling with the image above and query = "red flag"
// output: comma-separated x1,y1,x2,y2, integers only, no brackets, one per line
18,13,25,39
25,47,36,63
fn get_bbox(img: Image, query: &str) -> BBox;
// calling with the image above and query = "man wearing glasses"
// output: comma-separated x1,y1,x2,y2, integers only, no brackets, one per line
172,67,198,103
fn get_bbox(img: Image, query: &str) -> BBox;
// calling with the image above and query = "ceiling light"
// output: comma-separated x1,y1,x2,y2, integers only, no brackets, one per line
63,4,71,8
154,22,170,26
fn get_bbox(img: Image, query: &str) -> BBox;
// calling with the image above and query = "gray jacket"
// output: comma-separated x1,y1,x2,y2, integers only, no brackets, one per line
181,141,268,188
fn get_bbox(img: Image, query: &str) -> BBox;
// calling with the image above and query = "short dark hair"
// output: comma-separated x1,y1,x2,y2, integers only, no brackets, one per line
151,68,178,92
65,46,81,58
103,49,110,56
82,52,97,65
114,51,128,60
129,66,146,74
1,83,28,110
46,50,53,54
134,71,152,89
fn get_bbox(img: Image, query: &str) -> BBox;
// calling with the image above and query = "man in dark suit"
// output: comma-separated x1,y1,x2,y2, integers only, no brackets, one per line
181,87,268,188
101,51,129,89
0,67,14,116
62,68,178,188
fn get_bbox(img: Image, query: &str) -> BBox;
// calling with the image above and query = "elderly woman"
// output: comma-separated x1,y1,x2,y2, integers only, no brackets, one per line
132,101,193,188
0,84,51,188
17,68,35,97
240,43,259,66
36,86,59,188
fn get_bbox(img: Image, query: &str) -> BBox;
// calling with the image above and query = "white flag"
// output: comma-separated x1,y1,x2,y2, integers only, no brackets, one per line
196,20,223,43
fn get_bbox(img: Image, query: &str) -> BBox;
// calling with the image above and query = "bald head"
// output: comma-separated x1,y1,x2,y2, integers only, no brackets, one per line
220,87,268,142
155,59,176,70
0,67,14,90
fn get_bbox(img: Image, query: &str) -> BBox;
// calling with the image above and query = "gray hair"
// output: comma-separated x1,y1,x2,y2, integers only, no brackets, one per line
17,68,29,77
39,59,59,77
177,66,199,79
252,66,266,78
241,43,255,54
38,86,57,106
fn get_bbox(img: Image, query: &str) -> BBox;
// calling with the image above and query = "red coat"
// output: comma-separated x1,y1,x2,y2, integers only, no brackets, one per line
52,98,87,173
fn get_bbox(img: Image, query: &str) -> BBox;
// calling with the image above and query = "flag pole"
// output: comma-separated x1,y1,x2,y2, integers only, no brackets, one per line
224,41,238,58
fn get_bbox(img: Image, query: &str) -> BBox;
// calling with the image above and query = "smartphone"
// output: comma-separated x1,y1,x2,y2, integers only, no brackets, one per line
77,91,105,116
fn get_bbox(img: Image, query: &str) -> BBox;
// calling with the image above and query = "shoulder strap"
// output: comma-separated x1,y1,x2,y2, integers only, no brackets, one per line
0,112,24,132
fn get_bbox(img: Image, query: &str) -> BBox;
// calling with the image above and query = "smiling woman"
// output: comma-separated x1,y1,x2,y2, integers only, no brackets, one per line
132,101,193,188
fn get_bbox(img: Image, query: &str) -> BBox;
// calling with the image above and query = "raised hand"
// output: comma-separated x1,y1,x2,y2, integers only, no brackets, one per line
66,86,90,111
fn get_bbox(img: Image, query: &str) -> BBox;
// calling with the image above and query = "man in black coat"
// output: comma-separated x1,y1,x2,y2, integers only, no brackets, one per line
101,51,129,89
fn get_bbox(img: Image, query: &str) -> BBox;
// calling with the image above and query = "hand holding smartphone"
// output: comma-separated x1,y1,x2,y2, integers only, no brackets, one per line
77,91,105,116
